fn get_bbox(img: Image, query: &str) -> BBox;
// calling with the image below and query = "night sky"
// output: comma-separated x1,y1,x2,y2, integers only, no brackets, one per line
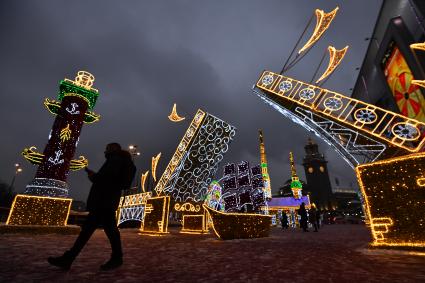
0,0,382,202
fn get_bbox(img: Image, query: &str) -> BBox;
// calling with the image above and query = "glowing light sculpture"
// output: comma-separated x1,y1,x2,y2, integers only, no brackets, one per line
151,153,161,182
140,196,170,234
356,153,425,249
315,46,349,83
116,192,152,226
141,171,149,193
254,70,425,166
298,7,339,54
168,103,185,122
203,204,272,240
155,109,236,202
410,42,425,52
8,71,101,227
23,71,100,198
259,130,272,199
289,152,302,199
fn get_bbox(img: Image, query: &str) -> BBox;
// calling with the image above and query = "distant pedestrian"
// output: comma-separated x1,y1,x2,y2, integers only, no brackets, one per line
298,202,309,232
309,204,318,232
316,209,322,229
48,143,136,271
281,213,289,230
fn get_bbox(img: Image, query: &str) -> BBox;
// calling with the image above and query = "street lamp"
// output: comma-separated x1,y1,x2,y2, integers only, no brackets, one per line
126,145,141,195
128,145,141,159
10,163,23,191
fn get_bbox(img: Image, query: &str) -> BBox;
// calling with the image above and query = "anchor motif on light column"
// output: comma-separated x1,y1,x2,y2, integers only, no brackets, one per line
48,150,64,165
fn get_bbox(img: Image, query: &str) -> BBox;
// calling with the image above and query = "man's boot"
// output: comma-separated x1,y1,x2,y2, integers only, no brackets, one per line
100,256,123,271
47,251,75,270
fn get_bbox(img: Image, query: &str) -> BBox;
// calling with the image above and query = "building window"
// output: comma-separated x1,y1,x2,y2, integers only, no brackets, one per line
320,166,325,173
308,167,314,173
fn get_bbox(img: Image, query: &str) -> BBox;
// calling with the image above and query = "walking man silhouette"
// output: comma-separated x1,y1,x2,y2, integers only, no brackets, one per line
48,143,136,270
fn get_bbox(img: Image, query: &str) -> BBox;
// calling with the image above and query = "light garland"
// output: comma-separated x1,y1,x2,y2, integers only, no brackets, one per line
298,7,339,54
356,152,425,249
315,46,349,83
7,194,72,226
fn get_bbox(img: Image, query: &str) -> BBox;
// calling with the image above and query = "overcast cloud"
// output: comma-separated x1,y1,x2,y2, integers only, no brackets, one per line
0,0,382,201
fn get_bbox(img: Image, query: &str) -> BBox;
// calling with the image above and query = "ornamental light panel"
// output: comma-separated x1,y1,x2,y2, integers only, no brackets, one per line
155,109,236,202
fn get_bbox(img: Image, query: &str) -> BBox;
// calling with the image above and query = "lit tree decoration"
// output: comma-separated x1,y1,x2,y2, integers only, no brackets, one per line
23,71,100,197
297,7,339,54
168,103,185,122
315,45,349,83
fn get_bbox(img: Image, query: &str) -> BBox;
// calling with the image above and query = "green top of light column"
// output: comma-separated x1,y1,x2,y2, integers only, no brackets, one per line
58,71,100,110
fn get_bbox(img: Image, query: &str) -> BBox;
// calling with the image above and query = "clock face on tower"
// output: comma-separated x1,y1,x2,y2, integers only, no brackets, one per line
308,167,314,173
320,166,325,173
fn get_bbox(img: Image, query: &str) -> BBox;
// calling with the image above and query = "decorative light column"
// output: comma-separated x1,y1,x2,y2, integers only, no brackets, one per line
289,152,302,199
7,71,101,226
259,130,272,199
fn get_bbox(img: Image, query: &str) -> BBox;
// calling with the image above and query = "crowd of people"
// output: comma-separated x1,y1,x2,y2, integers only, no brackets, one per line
280,202,322,232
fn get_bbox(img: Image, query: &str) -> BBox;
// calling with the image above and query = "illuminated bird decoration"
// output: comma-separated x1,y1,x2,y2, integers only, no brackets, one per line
315,45,349,83
298,7,339,54
152,153,162,182
168,103,185,122
141,170,149,193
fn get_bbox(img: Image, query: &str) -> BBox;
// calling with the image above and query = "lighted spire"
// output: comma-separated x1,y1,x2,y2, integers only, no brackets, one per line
259,130,272,199
289,152,303,199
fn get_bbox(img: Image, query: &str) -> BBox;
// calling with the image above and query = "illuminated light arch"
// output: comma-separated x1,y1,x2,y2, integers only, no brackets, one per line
315,45,349,83
298,7,339,54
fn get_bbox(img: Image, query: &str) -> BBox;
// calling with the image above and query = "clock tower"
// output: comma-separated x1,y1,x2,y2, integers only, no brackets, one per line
302,138,333,210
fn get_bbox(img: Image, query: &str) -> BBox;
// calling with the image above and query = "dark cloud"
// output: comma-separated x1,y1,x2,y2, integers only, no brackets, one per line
0,0,382,201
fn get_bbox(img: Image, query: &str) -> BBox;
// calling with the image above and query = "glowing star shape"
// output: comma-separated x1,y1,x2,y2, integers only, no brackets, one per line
141,170,149,192
152,153,162,182
315,45,349,83
410,42,425,52
168,103,185,122
60,124,72,143
298,7,339,54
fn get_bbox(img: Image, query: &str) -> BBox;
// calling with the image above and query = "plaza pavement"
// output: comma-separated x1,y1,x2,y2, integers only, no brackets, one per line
1,224,425,282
